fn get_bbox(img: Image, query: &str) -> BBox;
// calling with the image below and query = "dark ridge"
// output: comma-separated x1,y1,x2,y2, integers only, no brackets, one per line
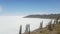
24,14,60,19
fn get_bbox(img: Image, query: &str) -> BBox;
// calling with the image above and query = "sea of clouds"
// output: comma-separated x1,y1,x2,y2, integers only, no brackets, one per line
0,16,51,34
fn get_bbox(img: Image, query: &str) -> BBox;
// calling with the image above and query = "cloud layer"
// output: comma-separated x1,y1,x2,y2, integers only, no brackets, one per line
0,16,51,34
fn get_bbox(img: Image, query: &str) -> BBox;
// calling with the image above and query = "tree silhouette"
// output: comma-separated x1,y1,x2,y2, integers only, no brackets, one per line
25,24,30,34
19,25,22,34
40,21,43,29
47,20,52,31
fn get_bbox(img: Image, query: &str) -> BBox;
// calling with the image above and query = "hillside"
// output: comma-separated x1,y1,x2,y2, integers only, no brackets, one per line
23,22,60,34
24,14,60,19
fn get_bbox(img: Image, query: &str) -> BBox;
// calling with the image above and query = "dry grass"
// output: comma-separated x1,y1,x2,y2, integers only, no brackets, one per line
23,22,60,34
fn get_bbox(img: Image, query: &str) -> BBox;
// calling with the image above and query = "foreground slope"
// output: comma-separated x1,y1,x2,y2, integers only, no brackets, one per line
23,22,60,34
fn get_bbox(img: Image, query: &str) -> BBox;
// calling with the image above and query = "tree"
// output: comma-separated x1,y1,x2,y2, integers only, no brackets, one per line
47,20,52,31
25,24,30,34
40,21,43,29
19,25,22,34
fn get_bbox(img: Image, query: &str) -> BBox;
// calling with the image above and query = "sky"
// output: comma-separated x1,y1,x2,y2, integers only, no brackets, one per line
0,0,60,34
0,0,60,16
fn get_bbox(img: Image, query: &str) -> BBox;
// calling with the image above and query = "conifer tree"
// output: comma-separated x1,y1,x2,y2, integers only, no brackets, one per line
40,21,43,29
19,25,22,34
25,24,30,34
48,20,52,31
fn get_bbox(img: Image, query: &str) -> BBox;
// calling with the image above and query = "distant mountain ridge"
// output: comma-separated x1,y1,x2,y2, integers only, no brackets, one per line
24,14,60,19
